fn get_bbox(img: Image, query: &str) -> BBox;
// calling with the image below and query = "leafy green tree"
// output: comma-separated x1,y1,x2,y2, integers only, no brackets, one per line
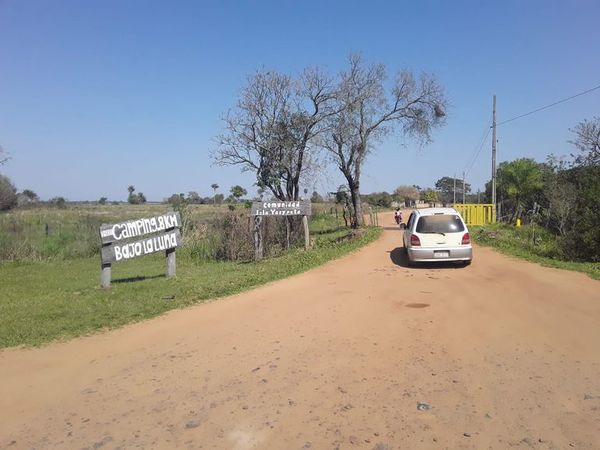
435,176,470,204
213,193,224,205
421,188,438,205
127,186,146,204
310,191,324,203
362,192,392,208
0,174,17,210
98,197,108,205
187,191,201,204
127,186,139,204
167,193,186,207
335,185,349,204
50,196,67,208
230,185,247,202
496,158,544,219
22,189,39,202
558,165,600,261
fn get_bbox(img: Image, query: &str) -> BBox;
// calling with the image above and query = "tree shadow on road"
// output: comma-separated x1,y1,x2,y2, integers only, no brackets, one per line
389,247,465,270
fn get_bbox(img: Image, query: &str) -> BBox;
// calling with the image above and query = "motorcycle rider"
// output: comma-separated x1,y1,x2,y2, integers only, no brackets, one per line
394,207,402,225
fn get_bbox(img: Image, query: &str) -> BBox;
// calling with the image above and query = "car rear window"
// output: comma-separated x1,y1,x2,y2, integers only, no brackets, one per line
416,214,465,234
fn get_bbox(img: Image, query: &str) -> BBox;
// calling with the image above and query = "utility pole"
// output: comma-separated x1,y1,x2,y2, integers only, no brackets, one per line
462,171,466,204
477,189,481,204
492,95,497,212
453,173,456,205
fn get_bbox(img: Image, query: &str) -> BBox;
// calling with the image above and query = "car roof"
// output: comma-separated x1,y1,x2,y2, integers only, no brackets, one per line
412,207,460,216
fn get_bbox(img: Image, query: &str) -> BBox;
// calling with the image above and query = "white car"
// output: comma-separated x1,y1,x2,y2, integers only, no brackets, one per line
401,207,472,265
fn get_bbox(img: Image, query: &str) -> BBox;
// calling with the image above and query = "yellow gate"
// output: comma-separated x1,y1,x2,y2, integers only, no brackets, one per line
453,204,496,225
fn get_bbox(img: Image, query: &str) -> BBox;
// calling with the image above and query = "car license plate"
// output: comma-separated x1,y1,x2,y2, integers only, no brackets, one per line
434,251,449,258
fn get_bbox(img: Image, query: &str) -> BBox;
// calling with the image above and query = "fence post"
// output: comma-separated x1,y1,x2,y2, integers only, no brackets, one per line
166,248,176,277
254,215,263,261
302,215,310,250
100,240,112,289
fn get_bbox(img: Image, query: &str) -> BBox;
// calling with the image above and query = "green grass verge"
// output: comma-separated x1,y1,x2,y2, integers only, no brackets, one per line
0,225,380,348
471,223,600,281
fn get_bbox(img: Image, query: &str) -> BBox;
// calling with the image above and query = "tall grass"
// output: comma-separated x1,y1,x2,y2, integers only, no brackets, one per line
471,223,600,280
0,204,229,261
0,203,343,262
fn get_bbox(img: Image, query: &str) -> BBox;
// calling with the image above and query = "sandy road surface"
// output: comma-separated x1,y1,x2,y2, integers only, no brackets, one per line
1,216,600,449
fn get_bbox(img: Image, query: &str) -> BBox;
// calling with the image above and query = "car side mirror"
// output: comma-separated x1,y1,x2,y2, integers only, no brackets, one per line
399,223,406,230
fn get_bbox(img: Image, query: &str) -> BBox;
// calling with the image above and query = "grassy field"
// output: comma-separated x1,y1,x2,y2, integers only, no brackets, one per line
0,202,339,261
0,203,231,260
0,205,379,348
471,223,600,280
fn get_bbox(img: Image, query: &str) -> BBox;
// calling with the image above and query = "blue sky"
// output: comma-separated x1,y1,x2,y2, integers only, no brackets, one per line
1,0,599,201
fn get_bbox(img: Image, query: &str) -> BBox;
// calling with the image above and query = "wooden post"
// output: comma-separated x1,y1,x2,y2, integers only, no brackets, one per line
100,262,111,289
285,217,291,250
166,224,177,277
100,239,112,288
166,247,176,278
254,215,263,261
302,215,310,250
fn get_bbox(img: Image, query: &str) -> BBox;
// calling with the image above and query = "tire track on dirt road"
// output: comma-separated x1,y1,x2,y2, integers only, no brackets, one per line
1,214,600,449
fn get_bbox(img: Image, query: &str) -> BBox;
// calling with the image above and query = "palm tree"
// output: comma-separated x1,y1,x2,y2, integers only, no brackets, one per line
211,183,219,205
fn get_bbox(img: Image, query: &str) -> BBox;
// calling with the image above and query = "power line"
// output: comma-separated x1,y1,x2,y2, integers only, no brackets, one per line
464,120,492,176
497,83,600,127
463,120,490,172
465,127,491,176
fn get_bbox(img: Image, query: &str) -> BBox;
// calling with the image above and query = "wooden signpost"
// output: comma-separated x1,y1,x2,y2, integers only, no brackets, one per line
250,201,312,261
99,212,182,288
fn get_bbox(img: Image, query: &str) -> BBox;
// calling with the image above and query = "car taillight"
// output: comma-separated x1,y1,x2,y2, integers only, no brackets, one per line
462,233,471,245
410,234,421,246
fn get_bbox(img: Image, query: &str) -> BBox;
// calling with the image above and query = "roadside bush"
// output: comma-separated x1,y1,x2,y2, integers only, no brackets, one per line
0,174,17,211
557,165,600,262
182,212,305,263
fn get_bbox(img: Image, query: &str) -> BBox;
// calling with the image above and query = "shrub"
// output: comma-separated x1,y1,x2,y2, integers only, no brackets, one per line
50,197,67,208
557,165,600,262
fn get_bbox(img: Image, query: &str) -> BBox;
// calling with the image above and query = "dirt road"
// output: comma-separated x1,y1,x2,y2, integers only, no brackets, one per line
2,217,600,449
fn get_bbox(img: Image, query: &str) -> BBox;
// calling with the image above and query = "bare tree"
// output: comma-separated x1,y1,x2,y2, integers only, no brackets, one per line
569,117,600,166
547,180,577,236
323,55,447,227
213,68,338,201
